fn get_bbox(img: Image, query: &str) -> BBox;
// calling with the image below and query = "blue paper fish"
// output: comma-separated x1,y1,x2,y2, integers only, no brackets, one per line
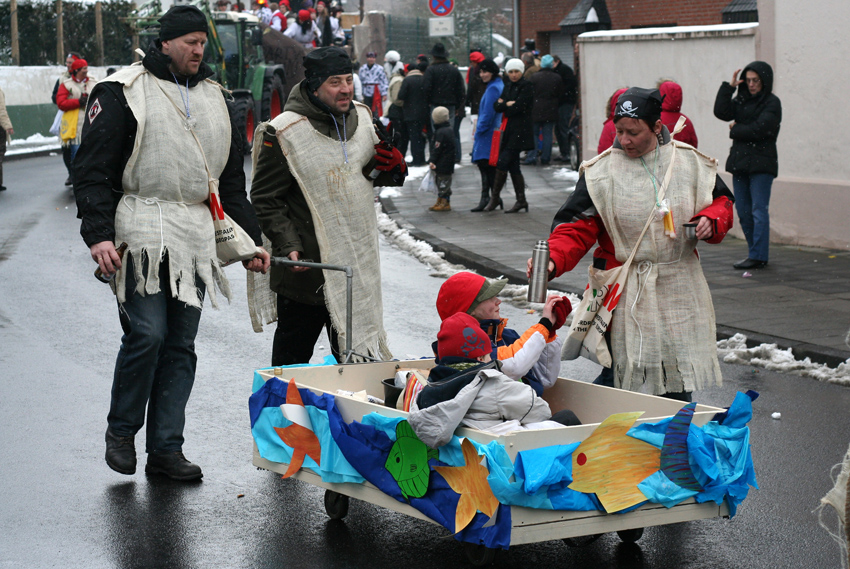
660,402,702,491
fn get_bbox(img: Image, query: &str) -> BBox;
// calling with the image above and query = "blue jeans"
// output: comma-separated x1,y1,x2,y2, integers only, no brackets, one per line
108,255,205,453
526,121,555,163
732,173,774,262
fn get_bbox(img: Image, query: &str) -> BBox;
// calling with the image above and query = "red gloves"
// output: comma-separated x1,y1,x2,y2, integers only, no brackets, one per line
374,143,406,172
551,296,573,331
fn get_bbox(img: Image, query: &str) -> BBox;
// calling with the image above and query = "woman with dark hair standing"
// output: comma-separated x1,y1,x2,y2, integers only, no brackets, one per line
484,58,534,213
470,59,503,212
714,62,782,270
532,87,735,401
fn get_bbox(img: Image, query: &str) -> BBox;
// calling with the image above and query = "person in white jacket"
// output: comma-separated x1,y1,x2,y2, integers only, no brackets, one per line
434,272,571,395
284,9,321,48
408,312,580,448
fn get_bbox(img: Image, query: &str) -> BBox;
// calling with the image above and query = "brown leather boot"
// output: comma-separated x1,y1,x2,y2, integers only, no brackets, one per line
428,197,443,211
505,171,529,213
483,170,507,211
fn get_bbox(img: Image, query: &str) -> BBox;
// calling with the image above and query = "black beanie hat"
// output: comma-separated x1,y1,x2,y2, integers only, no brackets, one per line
304,47,353,91
614,87,665,124
158,5,208,42
479,59,499,76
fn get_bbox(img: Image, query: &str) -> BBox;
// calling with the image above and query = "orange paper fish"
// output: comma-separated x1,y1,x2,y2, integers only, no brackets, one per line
433,438,500,533
568,412,661,513
273,379,321,479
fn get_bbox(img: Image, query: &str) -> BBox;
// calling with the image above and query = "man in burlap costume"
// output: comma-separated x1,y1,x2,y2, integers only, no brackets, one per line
74,5,270,480
537,87,735,401
251,46,407,365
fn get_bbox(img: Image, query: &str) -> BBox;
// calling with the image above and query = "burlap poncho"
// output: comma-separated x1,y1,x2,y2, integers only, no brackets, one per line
268,102,392,361
101,64,231,308
582,140,723,395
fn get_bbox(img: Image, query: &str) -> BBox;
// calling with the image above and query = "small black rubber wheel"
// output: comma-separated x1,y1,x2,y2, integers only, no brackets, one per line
569,136,581,171
563,533,603,547
323,490,349,520
617,527,644,543
463,542,496,567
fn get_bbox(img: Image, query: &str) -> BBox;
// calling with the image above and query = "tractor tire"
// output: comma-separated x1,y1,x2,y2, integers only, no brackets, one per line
233,95,255,155
261,73,286,122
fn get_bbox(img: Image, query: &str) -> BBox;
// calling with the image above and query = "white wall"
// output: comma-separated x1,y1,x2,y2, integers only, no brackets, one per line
0,66,117,106
577,24,757,169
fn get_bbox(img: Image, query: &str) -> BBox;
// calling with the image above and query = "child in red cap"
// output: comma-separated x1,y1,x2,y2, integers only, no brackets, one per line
434,271,572,395
407,312,580,447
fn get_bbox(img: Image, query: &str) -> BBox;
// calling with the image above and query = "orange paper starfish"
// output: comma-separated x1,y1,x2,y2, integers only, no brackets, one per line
433,438,500,533
273,379,321,479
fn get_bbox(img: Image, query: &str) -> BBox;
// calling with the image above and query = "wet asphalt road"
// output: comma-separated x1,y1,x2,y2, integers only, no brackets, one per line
1,155,849,568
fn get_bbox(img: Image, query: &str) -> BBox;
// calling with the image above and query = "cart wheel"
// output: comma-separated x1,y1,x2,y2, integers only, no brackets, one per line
563,533,603,547
617,528,644,543
463,542,496,566
323,490,350,520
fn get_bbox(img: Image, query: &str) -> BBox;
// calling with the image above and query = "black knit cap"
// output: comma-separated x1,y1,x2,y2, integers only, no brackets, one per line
304,47,353,90
614,87,665,124
158,5,208,42
479,59,499,76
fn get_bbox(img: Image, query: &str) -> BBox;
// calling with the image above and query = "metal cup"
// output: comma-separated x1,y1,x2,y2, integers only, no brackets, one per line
682,223,698,240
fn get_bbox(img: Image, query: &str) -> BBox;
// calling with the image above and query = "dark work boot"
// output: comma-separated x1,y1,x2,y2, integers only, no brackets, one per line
105,427,137,475
483,170,507,211
145,452,203,481
505,172,529,213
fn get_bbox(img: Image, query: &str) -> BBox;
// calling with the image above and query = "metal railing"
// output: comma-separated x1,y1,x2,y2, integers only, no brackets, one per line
270,257,377,364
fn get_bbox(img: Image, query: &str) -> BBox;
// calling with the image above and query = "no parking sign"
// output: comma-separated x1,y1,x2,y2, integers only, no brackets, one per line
428,0,454,17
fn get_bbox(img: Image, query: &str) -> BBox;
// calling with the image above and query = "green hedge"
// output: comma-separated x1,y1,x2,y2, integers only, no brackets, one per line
0,0,136,66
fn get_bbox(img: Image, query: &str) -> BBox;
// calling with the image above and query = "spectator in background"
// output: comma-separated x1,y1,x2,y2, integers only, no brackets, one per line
53,52,82,186
56,58,95,186
351,61,363,102
658,80,698,147
422,43,465,163
0,85,13,192
486,58,534,213
284,9,321,47
714,62,782,270
254,0,273,24
465,51,487,117
359,51,388,114
597,86,628,154
521,52,539,80
470,59,503,211
269,2,286,31
386,65,408,158
551,54,577,163
427,106,455,212
396,61,428,166
316,2,343,46
383,50,404,79
525,54,564,166
416,54,429,69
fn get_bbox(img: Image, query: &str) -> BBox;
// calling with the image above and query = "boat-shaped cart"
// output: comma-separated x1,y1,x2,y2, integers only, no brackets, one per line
250,359,755,566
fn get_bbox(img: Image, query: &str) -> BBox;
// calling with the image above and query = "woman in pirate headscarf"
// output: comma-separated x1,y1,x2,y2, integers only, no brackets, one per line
531,87,735,401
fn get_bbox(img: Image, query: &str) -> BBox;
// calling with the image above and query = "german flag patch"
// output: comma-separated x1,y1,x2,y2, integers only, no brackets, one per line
263,140,273,147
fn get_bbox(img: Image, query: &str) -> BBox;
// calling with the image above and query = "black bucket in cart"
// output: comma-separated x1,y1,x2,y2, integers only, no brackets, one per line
381,378,402,409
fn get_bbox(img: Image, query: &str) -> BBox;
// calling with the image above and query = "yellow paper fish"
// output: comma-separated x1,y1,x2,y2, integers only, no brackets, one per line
568,412,661,513
433,438,500,533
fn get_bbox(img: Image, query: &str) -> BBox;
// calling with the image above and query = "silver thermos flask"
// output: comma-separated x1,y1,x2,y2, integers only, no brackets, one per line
528,240,550,303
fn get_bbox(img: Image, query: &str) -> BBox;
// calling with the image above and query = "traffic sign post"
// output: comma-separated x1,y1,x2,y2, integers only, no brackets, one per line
428,0,454,17
428,16,455,37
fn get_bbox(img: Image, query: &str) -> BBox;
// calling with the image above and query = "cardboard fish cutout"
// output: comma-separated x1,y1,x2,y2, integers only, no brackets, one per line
273,380,322,478
569,412,660,512
434,438,500,533
660,402,703,491
385,421,439,500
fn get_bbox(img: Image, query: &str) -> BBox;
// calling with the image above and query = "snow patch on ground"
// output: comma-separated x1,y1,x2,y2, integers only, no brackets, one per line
553,168,579,183
7,133,61,155
404,165,431,181
717,333,850,385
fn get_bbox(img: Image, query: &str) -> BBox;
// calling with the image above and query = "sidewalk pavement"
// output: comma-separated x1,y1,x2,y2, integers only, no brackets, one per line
380,159,850,367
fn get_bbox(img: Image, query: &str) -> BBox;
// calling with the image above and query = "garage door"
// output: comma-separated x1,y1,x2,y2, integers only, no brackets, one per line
548,32,575,69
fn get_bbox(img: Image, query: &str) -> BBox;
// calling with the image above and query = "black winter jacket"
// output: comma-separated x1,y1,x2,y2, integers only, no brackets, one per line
494,76,535,151
74,45,262,249
430,122,456,175
396,70,429,123
713,61,782,177
529,68,564,123
553,61,577,106
422,59,466,109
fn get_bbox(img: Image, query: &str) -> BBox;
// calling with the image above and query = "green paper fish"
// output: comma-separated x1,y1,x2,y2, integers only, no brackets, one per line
385,421,439,500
